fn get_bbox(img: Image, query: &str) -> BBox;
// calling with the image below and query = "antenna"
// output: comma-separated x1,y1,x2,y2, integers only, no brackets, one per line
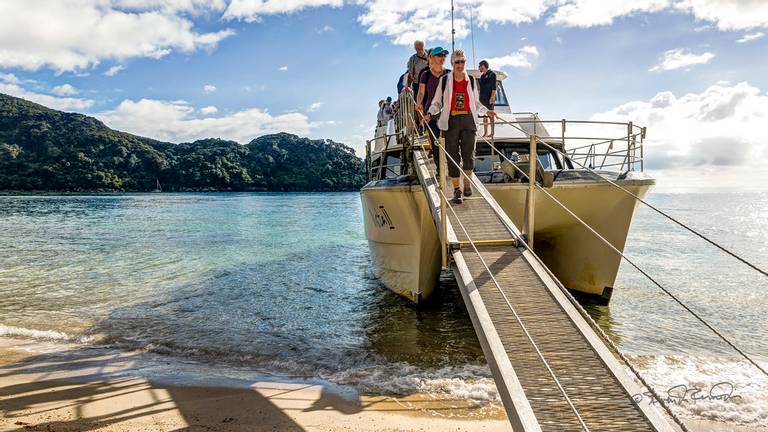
450,0,455,51
470,5,476,66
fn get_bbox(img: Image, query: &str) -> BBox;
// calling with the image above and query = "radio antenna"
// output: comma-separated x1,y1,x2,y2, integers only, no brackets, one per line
470,5,476,65
450,0,456,51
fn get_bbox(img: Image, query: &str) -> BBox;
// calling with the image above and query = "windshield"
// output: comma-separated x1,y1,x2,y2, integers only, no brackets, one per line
495,81,509,106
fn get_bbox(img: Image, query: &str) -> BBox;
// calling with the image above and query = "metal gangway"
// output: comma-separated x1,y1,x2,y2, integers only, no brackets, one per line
366,88,768,431
384,92,677,431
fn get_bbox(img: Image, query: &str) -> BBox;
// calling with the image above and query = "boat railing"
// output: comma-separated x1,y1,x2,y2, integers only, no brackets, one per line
364,91,419,181
492,116,646,172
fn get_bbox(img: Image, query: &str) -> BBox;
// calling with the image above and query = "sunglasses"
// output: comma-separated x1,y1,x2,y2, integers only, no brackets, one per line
453,60,466,64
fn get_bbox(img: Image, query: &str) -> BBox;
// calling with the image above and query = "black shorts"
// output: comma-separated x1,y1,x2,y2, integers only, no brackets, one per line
481,100,494,110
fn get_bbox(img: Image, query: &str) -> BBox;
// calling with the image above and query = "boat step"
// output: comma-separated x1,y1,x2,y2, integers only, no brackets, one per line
457,238,517,248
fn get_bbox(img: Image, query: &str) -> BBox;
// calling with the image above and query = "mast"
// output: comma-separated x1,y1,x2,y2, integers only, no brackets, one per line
470,5,476,65
450,0,455,51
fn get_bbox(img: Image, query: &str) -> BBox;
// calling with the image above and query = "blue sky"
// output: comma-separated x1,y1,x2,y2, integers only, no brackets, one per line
1,0,767,189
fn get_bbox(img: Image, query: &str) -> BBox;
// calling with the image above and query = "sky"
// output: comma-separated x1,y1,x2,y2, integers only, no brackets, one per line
1,0,767,191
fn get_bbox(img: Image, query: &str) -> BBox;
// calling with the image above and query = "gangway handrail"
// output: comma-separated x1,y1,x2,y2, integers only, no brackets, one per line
410,122,589,431
475,119,768,382
468,126,693,432
403,93,677,431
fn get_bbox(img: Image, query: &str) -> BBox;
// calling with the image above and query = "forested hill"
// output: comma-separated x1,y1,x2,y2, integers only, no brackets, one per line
0,93,366,192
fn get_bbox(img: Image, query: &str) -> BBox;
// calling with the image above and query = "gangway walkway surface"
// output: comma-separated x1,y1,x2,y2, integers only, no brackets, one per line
411,145,676,432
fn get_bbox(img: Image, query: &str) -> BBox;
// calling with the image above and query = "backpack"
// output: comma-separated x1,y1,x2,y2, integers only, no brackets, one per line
421,68,451,107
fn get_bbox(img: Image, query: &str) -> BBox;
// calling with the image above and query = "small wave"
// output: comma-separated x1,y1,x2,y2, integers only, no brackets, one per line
632,355,768,426
0,324,97,344
326,363,499,403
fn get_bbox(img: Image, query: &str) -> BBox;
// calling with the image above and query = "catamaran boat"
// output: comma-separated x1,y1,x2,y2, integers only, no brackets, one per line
361,70,654,304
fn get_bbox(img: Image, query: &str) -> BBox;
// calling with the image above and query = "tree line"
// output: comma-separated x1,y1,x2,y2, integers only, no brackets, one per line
0,93,366,192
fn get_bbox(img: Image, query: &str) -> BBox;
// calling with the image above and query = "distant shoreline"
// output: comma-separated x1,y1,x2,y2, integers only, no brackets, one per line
0,189,361,195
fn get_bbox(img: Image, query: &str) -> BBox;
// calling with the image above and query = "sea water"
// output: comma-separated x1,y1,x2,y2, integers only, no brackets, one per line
0,192,766,425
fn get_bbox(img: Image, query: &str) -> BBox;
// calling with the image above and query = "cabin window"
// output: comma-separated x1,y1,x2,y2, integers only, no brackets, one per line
537,152,554,170
474,155,500,172
383,153,403,178
495,82,509,106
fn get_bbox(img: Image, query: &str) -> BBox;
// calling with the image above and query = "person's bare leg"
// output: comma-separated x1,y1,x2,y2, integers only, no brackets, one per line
490,117,495,137
483,117,489,137
463,169,473,196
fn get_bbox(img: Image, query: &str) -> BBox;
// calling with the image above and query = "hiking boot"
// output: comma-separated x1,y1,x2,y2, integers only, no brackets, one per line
452,187,463,204
463,181,473,197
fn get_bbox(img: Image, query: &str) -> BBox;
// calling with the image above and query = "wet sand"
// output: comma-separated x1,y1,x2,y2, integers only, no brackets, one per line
1,338,766,432
0,338,509,432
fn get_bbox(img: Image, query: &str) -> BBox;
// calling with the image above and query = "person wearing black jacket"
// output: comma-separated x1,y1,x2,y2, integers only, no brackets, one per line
478,60,497,138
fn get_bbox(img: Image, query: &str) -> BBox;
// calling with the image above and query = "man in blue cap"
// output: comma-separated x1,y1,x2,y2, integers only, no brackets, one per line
415,46,451,171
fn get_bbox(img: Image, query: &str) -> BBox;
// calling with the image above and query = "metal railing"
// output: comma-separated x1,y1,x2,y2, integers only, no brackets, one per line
490,117,646,172
365,92,419,182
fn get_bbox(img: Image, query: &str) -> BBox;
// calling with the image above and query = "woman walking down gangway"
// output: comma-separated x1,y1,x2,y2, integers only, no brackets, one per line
416,46,450,173
424,49,495,204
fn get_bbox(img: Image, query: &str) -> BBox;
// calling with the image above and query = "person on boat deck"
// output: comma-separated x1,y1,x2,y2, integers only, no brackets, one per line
424,49,495,204
403,40,429,95
376,99,390,128
397,71,407,95
478,60,497,138
415,47,450,172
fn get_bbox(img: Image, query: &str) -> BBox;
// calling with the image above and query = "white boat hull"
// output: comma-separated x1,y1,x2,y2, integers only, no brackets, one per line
360,184,441,303
487,179,653,301
361,177,652,304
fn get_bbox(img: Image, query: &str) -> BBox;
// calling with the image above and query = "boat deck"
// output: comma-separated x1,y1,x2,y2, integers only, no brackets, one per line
412,146,675,431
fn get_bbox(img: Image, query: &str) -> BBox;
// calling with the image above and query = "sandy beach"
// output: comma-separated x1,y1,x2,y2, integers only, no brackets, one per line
0,338,511,432
1,338,766,432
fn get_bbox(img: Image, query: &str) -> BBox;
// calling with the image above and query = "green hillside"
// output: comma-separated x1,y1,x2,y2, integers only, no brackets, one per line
0,93,366,192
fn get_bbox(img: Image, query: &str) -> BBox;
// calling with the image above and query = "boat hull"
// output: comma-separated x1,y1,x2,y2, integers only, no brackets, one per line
486,179,653,301
360,184,442,303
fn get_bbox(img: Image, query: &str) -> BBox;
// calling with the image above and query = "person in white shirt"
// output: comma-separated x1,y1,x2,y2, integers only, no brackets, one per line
424,50,495,204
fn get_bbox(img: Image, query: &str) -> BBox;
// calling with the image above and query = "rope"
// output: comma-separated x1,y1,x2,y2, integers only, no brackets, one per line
493,114,768,279
470,131,693,432
407,99,689,430
410,120,590,431
478,116,768,377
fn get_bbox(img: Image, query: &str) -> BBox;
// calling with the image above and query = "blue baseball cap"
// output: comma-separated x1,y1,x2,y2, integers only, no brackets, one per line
429,47,449,57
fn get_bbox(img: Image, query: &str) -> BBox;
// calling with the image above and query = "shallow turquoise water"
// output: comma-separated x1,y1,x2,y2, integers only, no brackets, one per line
1,192,767,423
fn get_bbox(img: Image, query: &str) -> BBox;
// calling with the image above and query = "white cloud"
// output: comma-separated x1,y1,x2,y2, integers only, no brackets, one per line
649,48,715,71
203,84,217,93
485,45,540,70
0,73,19,84
96,98,315,143
242,84,266,92
105,65,126,76
279,66,288,71
317,25,334,33
737,32,765,43
51,84,79,96
200,105,218,115
548,0,668,27
114,0,227,14
307,101,323,112
589,82,768,173
223,0,343,22
677,0,768,31
322,1,768,45
0,0,235,73
0,82,94,110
